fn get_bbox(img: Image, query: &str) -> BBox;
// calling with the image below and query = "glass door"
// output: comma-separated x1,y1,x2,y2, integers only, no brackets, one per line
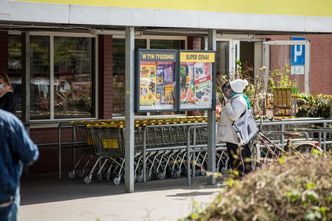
216,40,240,80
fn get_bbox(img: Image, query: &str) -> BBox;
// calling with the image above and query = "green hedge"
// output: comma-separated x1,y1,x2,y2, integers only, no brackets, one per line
296,94,331,118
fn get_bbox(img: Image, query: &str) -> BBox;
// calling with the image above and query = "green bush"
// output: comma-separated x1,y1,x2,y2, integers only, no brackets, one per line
296,94,331,118
182,154,332,221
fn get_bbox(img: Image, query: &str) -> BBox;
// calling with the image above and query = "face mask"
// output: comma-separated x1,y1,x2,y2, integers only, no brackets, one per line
0,84,4,89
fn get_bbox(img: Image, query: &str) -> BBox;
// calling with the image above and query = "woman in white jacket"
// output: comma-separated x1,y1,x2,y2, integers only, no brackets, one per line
217,79,252,176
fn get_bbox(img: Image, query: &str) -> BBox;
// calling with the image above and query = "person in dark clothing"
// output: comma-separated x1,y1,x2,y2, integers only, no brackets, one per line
0,73,15,114
0,109,39,221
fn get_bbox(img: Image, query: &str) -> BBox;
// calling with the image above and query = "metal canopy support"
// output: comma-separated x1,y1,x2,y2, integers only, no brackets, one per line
230,40,240,80
262,44,270,93
263,40,311,94
22,32,31,123
207,29,216,185
304,42,310,93
125,26,135,193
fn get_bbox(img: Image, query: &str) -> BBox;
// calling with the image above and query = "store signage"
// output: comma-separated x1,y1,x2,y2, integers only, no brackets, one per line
136,49,177,112
179,51,215,110
18,0,332,17
291,36,305,75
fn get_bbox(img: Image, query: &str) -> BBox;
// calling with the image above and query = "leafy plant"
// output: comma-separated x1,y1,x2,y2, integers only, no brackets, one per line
296,94,331,118
182,154,332,221
270,64,297,89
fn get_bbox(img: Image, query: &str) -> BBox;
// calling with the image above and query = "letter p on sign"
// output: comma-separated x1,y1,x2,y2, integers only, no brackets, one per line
291,36,305,66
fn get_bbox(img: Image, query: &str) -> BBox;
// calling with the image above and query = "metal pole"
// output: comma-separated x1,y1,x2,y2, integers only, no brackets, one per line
125,27,135,193
187,127,191,186
50,36,54,119
304,41,310,94
281,124,285,146
72,124,77,172
262,44,270,116
58,123,62,179
323,122,327,151
330,100,332,118
192,127,197,179
22,32,31,123
262,44,270,95
207,29,216,185
143,127,147,182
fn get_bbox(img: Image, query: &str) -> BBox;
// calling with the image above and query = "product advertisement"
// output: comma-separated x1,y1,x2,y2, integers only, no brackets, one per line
136,49,177,112
179,51,215,110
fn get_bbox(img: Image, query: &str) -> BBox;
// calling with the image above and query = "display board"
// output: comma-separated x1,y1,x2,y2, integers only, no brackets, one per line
179,51,215,110
136,49,177,112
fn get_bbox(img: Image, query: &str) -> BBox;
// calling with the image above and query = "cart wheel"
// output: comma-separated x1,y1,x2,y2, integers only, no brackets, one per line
113,176,121,185
157,172,166,180
68,171,75,179
146,172,152,181
221,160,229,173
171,170,177,178
195,170,201,176
105,172,111,182
296,144,312,154
250,144,259,171
84,175,92,184
136,173,144,182
78,170,85,178
96,173,103,182
176,169,182,178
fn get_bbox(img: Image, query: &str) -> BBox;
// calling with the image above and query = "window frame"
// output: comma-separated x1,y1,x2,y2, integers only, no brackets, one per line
27,32,98,122
111,34,187,118
112,34,187,50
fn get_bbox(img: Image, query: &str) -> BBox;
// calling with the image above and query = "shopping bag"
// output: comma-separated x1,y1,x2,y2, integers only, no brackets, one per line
232,109,258,145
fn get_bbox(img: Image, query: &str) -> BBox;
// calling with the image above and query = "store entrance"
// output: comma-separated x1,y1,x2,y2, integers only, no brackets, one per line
239,41,255,81
216,38,263,83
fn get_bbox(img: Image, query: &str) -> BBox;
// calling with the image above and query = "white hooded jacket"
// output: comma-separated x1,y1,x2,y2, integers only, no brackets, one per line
217,94,248,144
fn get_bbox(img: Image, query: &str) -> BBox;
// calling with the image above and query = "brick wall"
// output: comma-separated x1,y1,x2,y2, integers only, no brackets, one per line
187,36,202,50
28,128,74,173
260,34,332,94
0,31,8,73
98,35,113,119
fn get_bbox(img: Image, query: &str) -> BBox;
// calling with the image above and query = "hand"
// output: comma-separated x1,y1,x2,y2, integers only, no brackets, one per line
222,93,229,105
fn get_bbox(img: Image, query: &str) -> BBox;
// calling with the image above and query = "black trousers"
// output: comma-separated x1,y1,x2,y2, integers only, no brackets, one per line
226,142,252,176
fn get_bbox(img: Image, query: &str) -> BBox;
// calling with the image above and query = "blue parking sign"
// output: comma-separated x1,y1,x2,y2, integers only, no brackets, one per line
291,36,305,66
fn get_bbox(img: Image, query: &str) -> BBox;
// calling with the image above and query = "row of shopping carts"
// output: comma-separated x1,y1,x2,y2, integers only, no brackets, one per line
67,116,229,184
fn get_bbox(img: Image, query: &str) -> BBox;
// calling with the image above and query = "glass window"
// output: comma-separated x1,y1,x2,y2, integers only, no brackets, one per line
150,39,185,49
112,39,146,117
8,35,22,118
30,36,50,120
216,41,230,76
54,37,94,119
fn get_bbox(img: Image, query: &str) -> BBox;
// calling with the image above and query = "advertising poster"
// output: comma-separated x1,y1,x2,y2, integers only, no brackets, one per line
179,51,215,110
137,49,177,111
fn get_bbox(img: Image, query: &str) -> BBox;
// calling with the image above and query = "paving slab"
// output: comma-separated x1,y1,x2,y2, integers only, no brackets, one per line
19,174,223,221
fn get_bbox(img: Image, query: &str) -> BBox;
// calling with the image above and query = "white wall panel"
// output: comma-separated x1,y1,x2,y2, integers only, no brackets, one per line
1,1,332,33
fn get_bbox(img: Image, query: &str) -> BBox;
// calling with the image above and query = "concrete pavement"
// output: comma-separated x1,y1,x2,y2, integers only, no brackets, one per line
19,174,223,221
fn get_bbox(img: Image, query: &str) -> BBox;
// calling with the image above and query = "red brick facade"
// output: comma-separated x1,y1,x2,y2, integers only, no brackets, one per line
98,35,113,119
0,31,8,74
29,128,74,173
261,34,332,94
187,36,202,50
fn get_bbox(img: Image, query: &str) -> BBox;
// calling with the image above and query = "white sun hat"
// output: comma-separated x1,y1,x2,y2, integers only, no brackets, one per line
230,79,249,93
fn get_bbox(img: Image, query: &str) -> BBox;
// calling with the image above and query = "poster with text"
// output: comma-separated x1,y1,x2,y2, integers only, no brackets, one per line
179,51,215,110
137,49,177,112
